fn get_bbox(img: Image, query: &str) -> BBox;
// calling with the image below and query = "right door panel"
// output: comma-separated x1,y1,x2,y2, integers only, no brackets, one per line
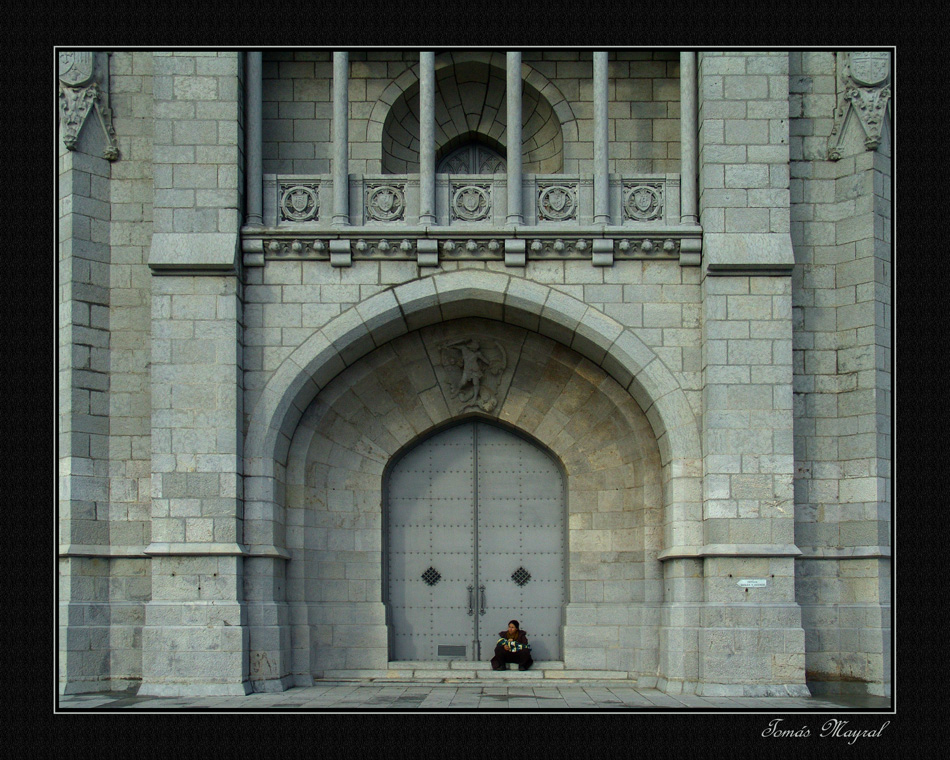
475,422,565,662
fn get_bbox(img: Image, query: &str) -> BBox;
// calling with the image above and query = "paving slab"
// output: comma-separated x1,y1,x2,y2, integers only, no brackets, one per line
58,684,892,711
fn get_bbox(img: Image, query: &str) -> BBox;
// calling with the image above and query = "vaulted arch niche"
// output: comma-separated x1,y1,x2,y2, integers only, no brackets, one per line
381,61,564,174
281,317,664,679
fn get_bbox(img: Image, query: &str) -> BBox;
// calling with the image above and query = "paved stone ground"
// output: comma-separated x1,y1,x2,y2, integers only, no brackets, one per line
59,683,892,711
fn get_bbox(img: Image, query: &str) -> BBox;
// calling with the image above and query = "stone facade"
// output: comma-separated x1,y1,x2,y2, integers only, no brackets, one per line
58,49,892,698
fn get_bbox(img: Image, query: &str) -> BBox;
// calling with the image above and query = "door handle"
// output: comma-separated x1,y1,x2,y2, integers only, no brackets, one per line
478,584,486,616
467,585,474,616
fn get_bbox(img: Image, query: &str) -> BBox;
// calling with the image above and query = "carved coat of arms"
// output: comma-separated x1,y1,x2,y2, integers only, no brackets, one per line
59,52,96,88
438,338,507,412
849,52,890,87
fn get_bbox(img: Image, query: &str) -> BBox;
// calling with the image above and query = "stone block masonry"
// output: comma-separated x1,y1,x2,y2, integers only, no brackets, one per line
788,51,891,697
58,49,890,699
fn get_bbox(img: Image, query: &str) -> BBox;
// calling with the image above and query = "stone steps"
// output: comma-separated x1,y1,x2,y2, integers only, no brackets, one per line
318,661,635,683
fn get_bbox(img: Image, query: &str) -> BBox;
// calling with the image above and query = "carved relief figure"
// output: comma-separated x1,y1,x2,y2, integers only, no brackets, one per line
439,338,507,412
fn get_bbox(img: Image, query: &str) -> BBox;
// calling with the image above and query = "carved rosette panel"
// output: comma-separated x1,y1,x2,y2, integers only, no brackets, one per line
538,184,578,222
279,184,320,222
451,184,492,222
366,184,406,222
623,184,664,222
830,51,892,158
58,52,119,161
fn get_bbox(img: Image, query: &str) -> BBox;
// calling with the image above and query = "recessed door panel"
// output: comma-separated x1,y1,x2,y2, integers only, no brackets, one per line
387,420,565,661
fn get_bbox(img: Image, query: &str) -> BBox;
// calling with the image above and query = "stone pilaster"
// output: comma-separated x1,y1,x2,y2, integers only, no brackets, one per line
694,51,807,696
789,51,891,697
141,52,250,695
58,120,113,693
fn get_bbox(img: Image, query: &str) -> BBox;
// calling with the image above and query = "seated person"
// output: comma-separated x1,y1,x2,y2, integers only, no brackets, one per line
490,620,533,671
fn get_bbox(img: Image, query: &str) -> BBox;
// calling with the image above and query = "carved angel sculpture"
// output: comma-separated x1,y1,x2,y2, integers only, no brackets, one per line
439,338,507,411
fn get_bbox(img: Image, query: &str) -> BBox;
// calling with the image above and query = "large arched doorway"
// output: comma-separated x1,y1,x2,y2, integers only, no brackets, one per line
385,418,566,662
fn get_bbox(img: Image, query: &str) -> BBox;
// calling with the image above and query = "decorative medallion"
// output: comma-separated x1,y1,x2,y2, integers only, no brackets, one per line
366,184,406,222
623,184,664,222
421,567,442,586
438,337,507,412
451,184,492,222
538,184,578,222
511,567,531,587
279,184,320,222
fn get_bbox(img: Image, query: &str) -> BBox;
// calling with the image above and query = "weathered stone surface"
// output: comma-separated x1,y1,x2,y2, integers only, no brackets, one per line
59,50,889,700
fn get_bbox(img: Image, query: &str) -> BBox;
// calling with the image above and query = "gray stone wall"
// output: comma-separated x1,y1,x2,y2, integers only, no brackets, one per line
788,51,891,697
105,51,156,686
58,49,890,698
142,52,250,696
242,259,703,442
59,103,113,693
277,318,663,682
262,50,681,176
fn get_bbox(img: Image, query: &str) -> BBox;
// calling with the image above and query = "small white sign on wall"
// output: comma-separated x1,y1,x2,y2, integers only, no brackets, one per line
737,578,768,588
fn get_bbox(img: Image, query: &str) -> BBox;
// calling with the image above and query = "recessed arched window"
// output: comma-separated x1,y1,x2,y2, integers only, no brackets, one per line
437,142,507,174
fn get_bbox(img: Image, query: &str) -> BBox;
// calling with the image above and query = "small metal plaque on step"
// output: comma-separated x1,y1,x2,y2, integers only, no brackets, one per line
438,645,466,657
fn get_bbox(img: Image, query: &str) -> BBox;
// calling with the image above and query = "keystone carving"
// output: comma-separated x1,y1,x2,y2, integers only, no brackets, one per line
58,52,119,160
829,52,892,159
438,337,507,412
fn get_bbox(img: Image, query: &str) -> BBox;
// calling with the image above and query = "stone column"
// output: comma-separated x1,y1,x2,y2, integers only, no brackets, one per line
245,52,263,227
419,52,436,226
142,52,249,696
593,51,610,224
680,52,698,225
506,52,523,226
332,51,349,226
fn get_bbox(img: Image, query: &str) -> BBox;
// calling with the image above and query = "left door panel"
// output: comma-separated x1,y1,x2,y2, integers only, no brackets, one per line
387,424,476,660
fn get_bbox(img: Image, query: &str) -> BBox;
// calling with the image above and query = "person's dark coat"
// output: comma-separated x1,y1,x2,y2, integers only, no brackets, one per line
490,629,533,670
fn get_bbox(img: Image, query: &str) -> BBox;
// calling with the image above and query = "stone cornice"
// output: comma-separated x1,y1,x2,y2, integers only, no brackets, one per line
240,225,703,267
658,544,803,560
59,543,293,559
796,546,891,560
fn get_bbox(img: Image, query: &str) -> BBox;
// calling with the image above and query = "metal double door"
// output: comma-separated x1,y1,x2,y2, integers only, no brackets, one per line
387,420,565,661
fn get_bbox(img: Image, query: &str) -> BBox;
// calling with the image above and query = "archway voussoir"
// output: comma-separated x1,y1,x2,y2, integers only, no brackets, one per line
571,308,624,365
432,269,510,308
504,277,551,332
394,276,443,331
320,305,376,367
355,289,409,347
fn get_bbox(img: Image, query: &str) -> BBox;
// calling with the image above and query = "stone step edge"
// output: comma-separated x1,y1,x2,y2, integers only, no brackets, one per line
388,661,566,670
319,669,634,681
